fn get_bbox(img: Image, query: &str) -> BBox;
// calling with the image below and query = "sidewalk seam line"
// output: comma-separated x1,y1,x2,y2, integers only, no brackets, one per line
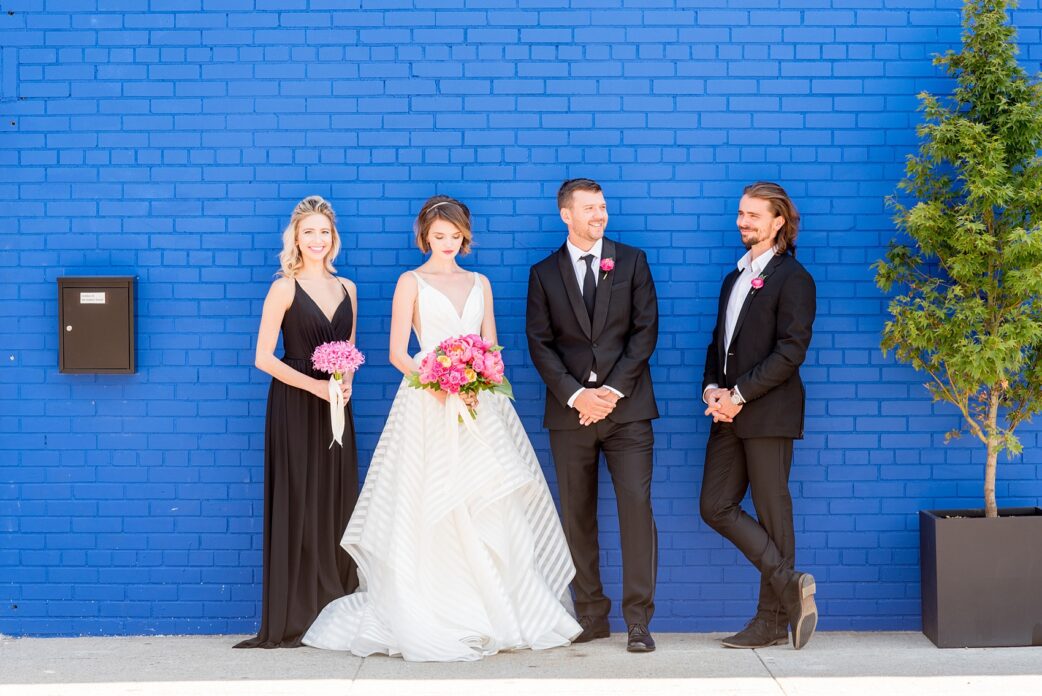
753,648,790,696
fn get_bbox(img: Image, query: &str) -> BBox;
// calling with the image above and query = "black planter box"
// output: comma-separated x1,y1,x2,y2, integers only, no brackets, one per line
920,507,1042,648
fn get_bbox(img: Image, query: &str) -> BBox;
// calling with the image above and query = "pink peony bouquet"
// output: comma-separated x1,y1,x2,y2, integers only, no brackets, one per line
311,340,365,448
311,340,365,381
406,333,514,417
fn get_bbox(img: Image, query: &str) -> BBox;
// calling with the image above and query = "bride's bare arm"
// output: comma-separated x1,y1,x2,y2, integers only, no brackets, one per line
389,273,421,377
478,274,497,345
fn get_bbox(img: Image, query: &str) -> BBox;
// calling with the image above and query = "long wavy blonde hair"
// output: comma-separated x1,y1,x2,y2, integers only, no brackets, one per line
277,195,341,278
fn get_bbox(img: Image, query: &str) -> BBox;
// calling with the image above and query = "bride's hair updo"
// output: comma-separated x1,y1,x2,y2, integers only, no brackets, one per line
415,195,472,255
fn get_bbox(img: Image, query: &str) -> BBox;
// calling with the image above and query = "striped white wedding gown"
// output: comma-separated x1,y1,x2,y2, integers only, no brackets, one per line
303,271,581,661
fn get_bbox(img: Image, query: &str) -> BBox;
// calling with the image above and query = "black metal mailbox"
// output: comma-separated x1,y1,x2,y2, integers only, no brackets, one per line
58,277,136,374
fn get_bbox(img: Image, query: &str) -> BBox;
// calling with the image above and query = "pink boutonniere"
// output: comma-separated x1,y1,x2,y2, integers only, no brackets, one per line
750,274,766,291
600,257,614,280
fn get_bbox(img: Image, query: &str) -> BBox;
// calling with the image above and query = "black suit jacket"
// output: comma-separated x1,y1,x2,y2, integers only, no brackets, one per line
702,252,816,440
527,238,660,430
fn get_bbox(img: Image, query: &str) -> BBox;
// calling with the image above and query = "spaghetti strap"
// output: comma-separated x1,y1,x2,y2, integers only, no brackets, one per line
410,270,428,288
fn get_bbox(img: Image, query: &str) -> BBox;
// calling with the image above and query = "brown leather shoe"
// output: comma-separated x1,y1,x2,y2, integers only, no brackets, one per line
783,572,818,650
721,615,788,649
573,615,610,643
626,623,655,652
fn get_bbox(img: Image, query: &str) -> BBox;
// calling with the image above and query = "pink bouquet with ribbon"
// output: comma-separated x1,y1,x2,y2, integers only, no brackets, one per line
406,333,514,418
311,340,365,447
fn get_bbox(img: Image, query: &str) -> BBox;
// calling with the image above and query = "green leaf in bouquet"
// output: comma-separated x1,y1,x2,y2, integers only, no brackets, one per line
491,376,514,400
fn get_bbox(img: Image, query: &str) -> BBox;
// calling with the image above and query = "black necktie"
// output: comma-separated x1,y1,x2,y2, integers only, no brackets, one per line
581,254,596,319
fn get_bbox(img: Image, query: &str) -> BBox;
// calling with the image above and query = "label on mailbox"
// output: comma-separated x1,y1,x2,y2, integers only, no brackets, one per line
80,292,106,304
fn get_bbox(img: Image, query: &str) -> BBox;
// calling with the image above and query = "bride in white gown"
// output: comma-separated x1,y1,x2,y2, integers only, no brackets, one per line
303,196,582,661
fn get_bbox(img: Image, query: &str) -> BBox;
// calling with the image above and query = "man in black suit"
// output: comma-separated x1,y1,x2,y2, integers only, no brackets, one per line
700,182,818,650
526,178,659,653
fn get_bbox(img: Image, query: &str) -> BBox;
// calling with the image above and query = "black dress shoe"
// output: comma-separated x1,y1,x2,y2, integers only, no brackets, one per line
573,615,610,643
782,572,818,650
626,624,655,652
720,615,788,649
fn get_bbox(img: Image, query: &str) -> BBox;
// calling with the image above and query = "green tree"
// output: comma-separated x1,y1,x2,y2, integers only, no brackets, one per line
875,0,1042,518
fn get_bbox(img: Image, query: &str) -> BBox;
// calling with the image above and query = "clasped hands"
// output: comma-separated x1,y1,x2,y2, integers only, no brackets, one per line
575,387,621,427
704,387,742,423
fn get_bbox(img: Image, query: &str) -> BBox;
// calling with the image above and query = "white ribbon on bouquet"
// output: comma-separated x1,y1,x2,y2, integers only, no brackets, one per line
327,374,346,448
442,392,487,488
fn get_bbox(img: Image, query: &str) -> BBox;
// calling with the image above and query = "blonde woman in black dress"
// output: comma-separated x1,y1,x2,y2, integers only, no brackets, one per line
236,195,359,648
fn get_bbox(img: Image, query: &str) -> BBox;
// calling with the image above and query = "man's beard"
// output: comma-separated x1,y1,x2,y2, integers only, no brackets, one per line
581,224,604,240
740,227,763,250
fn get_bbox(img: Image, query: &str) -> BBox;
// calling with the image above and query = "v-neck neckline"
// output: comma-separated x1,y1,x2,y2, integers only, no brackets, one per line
416,272,478,320
295,278,347,325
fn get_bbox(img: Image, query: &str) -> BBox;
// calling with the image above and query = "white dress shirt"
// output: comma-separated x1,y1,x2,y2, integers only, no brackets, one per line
566,237,603,290
563,238,623,409
703,246,777,404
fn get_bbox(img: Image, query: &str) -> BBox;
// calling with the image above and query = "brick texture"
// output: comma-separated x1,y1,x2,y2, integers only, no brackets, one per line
2,0,1041,636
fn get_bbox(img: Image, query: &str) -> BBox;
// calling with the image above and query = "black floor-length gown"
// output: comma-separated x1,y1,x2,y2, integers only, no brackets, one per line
235,279,359,648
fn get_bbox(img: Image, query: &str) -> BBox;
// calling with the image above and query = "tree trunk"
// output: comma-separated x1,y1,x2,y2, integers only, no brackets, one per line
984,390,1000,518
984,441,998,518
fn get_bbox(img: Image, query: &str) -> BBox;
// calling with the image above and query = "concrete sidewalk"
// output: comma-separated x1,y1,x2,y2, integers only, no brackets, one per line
1,632,1039,696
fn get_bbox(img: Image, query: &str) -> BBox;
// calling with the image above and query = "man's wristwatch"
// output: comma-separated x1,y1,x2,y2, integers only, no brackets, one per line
728,388,745,406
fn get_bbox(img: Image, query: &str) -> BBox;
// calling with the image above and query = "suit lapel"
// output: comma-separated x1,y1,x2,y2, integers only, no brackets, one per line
728,253,787,351
718,268,740,372
556,244,592,338
590,238,615,339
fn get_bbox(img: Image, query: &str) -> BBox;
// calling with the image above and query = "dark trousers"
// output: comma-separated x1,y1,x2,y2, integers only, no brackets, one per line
699,421,795,618
549,418,657,626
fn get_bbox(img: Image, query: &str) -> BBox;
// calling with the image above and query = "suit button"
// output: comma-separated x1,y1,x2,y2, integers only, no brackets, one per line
727,351,734,356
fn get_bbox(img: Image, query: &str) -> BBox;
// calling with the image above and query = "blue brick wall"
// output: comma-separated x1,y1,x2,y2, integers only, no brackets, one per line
2,0,1041,636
